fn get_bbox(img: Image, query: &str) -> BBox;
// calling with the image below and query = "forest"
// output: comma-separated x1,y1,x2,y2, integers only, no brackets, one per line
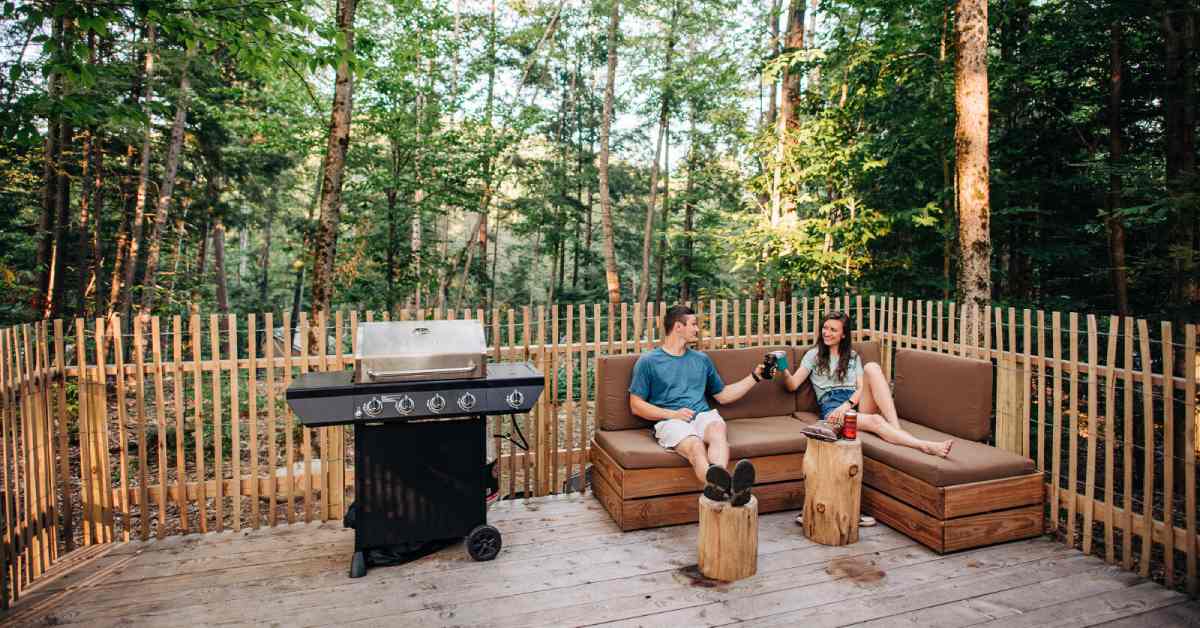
0,0,1196,326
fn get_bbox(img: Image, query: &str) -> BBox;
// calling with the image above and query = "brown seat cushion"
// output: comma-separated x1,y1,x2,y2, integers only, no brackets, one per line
893,349,993,441
594,428,687,469
725,415,809,457
596,353,650,431
794,414,1033,486
793,341,882,414
708,346,797,419
594,415,809,470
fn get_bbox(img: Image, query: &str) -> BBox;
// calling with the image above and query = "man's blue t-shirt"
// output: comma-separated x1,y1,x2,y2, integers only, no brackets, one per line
628,348,725,414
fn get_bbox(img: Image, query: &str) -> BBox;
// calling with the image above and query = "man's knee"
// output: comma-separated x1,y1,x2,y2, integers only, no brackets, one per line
703,421,727,443
676,436,705,460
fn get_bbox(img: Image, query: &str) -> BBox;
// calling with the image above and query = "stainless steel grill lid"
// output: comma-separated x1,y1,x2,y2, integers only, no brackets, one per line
354,320,487,383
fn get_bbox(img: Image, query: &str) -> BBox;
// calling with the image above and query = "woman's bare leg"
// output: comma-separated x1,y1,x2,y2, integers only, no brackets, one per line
857,413,953,457
857,362,900,425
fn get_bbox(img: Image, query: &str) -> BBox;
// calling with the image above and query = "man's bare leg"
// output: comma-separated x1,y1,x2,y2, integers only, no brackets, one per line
857,362,900,425
676,436,710,483
857,413,953,457
702,421,730,469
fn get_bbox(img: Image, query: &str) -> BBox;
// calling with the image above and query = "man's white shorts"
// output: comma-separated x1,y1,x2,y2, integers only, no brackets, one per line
654,409,726,449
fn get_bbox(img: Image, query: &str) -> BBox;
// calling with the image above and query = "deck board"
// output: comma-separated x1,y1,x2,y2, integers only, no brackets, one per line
3,494,1191,627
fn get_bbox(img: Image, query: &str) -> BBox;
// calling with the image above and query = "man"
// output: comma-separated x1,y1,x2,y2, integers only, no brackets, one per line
628,305,766,506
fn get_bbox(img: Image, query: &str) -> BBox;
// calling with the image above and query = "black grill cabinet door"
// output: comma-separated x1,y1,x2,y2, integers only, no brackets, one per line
353,417,486,549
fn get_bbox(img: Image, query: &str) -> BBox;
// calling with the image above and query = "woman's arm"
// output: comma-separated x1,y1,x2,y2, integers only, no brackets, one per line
783,365,812,392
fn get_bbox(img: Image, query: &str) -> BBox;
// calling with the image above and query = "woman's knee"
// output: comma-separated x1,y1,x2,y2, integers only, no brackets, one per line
857,413,886,432
864,362,883,377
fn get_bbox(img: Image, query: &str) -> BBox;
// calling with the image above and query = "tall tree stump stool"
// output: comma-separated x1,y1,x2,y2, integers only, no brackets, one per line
697,495,758,581
802,438,863,546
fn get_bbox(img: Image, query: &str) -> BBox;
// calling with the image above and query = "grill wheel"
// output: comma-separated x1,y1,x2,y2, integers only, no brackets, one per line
466,524,502,561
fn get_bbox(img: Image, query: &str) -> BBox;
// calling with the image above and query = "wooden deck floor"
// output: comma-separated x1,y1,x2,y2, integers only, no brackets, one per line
5,494,1197,627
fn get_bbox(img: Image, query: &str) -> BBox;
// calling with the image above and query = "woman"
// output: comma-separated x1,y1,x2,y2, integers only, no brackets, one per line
783,311,953,458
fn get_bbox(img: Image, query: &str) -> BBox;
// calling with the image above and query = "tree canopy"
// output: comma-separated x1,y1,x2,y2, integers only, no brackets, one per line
0,0,1195,325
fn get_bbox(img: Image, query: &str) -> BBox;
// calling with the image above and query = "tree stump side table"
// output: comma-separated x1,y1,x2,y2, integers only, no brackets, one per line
697,495,758,581
802,438,863,546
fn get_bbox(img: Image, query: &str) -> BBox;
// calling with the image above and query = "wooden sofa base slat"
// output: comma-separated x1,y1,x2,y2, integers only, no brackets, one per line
590,441,804,500
593,467,805,532
863,485,1044,554
863,458,1043,519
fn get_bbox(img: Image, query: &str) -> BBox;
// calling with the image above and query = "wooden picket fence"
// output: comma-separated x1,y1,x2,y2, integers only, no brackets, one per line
0,294,1196,609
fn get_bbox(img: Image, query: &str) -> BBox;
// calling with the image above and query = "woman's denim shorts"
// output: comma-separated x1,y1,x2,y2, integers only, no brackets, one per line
818,388,855,420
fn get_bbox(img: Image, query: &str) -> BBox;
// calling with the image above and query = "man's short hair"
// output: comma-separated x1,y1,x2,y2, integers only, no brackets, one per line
663,305,695,336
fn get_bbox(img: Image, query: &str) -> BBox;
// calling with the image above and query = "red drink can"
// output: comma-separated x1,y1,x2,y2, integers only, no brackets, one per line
842,411,858,440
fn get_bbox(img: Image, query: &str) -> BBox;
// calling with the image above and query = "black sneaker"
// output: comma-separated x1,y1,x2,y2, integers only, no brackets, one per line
731,459,756,507
703,464,732,502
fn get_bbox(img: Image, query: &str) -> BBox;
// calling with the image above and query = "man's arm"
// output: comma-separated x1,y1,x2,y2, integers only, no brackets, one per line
630,394,695,422
713,364,764,405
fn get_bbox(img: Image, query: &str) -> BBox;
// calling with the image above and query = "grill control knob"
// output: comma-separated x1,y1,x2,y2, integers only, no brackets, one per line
395,395,415,415
457,392,477,411
427,393,446,413
505,389,525,409
363,396,383,417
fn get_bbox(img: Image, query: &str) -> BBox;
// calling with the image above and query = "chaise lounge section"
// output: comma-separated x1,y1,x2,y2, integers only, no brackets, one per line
853,349,1043,553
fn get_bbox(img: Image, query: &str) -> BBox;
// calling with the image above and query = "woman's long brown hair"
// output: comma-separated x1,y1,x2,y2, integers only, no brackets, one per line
815,311,855,382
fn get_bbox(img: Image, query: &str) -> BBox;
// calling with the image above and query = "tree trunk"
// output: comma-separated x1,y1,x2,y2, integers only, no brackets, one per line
167,216,186,295
780,0,805,129
766,0,781,128
111,22,156,318
45,110,71,320
940,4,953,302
639,4,676,307
771,0,806,222
196,219,210,279
386,188,397,312
655,118,671,305
598,0,622,305
1106,20,1129,317
78,127,99,318
37,13,64,309
681,110,697,303
259,202,274,308
212,216,230,314
638,108,668,306
954,0,992,329
78,20,102,318
108,26,147,316
806,0,820,91
309,0,358,319
139,51,193,315
1163,1,1196,306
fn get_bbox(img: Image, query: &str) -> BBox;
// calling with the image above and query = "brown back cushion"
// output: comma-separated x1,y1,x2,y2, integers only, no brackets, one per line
793,341,882,413
893,348,993,441
596,353,647,431
707,345,797,419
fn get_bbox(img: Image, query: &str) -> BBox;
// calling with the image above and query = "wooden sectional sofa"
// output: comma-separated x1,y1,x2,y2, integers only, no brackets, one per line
589,341,1045,554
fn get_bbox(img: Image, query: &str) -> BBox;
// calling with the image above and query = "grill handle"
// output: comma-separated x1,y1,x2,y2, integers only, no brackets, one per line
365,361,478,380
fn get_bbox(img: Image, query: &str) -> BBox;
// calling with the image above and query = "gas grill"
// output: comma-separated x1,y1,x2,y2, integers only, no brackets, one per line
286,320,543,578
